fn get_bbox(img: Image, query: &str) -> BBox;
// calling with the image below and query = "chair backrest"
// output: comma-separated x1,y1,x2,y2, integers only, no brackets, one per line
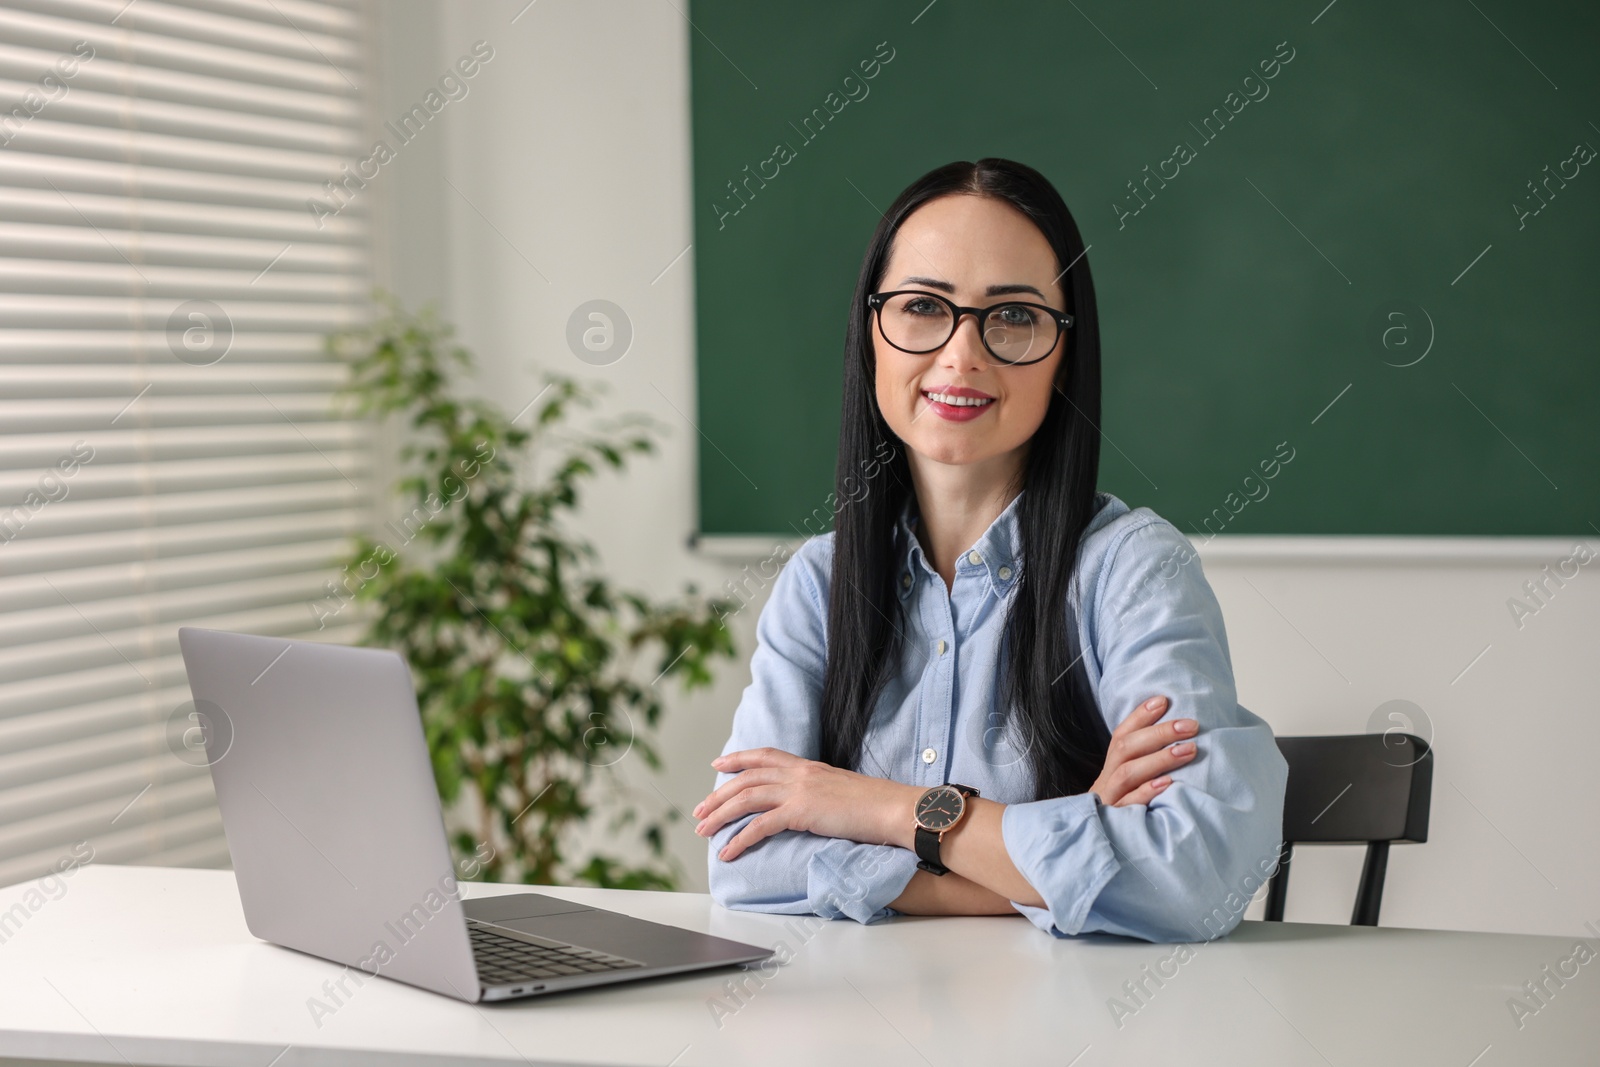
1264,732,1433,926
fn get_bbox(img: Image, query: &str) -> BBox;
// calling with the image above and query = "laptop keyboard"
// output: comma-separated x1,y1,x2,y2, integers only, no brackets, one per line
469,924,645,985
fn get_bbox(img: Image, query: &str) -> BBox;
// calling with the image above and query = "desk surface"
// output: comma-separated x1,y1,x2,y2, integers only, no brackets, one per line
0,865,1593,1066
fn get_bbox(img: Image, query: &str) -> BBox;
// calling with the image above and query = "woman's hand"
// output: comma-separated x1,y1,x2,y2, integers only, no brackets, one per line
1089,695,1198,807
692,748,918,861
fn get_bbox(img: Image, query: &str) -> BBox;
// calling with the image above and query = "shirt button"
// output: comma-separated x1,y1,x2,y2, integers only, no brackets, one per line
921,748,936,764
998,565,1013,580
901,573,912,589
936,639,947,655
967,550,983,566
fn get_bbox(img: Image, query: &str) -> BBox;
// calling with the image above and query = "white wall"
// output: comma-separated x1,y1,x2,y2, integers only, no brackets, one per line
1203,542,1598,936
372,1,1599,938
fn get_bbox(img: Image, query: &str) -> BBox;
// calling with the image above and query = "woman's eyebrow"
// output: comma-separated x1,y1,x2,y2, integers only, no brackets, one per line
985,283,1047,299
897,276,1047,299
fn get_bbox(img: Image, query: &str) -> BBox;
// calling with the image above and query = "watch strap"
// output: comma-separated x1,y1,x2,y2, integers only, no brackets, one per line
914,825,947,874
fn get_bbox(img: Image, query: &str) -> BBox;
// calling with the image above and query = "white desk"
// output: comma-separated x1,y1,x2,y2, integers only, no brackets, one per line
0,865,1592,1066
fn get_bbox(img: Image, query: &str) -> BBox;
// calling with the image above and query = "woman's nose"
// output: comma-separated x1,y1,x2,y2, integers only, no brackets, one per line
936,313,989,374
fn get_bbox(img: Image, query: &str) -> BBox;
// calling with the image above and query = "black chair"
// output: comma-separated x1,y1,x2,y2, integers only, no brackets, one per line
1263,733,1432,927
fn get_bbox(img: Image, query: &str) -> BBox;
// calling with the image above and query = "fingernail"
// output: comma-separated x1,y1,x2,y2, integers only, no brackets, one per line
1146,697,1167,711
711,756,725,766
694,820,706,835
1171,742,1195,756
1174,720,1196,734
1152,776,1171,788
692,803,704,817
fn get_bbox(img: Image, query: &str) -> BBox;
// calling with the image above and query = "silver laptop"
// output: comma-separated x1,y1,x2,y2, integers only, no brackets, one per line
177,627,772,1003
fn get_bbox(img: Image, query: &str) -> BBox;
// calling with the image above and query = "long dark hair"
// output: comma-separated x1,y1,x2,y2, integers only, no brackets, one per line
819,158,1109,801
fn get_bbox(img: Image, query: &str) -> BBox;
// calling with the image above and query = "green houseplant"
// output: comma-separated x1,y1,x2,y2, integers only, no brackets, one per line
324,296,735,890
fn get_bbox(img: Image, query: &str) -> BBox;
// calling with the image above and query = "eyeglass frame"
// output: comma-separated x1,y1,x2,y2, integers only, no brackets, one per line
865,289,1074,367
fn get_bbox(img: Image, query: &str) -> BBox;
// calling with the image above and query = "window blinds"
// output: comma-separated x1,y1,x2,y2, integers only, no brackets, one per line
0,0,373,887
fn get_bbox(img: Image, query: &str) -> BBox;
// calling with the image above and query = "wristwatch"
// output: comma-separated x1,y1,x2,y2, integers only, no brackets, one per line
913,782,979,875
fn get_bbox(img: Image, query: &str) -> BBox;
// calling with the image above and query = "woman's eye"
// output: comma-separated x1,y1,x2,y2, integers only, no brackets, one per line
904,298,942,316
995,304,1038,325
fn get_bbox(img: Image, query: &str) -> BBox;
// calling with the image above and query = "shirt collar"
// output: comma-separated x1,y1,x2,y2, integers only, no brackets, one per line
895,492,1024,601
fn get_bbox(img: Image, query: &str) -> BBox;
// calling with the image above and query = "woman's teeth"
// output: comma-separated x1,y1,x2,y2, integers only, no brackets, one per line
924,391,993,407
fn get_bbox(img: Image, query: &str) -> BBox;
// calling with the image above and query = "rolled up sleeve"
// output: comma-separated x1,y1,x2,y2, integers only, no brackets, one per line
1001,519,1289,942
706,540,918,924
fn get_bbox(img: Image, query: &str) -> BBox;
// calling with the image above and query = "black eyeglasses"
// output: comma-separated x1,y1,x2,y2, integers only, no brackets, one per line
866,290,1073,366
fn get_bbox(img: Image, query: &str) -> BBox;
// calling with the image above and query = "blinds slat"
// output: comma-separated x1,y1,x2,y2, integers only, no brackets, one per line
1,393,354,417
0,150,373,217
143,0,361,39
0,399,363,433
0,258,363,300
0,294,364,330
0,539,352,623
3,455,372,500
0,362,348,394
0,331,340,362
0,40,363,126
0,509,368,575
0,425,365,466
0,452,370,499
0,78,362,155
0,621,371,723
0,221,363,270
1,482,367,544
0,187,363,243
2,118,361,184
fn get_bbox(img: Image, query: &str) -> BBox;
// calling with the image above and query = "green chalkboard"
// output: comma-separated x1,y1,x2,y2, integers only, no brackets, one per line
689,0,1599,538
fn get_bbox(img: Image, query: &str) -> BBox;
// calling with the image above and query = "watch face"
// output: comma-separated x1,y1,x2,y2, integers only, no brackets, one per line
915,786,965,831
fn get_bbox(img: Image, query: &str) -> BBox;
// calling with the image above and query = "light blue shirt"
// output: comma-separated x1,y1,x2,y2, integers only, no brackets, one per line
707,490,1289,941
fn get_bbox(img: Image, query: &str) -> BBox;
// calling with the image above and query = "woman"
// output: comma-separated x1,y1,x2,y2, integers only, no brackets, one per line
694,158,1288,941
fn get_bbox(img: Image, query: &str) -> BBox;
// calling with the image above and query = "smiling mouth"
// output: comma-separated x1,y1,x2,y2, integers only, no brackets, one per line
922,390,994,409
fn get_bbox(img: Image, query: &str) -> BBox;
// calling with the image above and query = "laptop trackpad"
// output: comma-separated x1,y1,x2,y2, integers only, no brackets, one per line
464,893,596,922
